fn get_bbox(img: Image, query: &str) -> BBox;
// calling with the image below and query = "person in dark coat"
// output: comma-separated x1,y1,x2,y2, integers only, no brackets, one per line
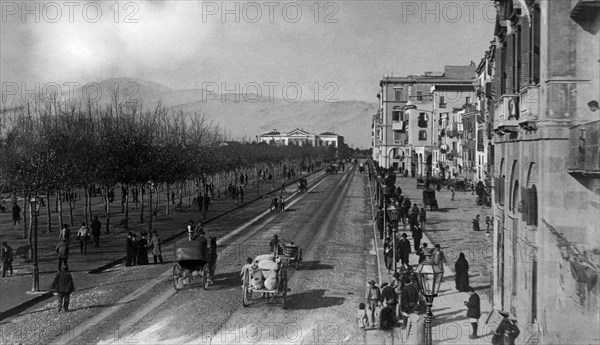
464,286,481,339
383,237,393,273
208,236,218,285
55,240,69,271
472,215,481,231
12,202,21,225
125,232,135,266
412,226,423,252
376,208,384,239
269,234,279,255
91,216,102,247
137,232,149,265
51,267,75,312
396,233,411,267
455,252,470,291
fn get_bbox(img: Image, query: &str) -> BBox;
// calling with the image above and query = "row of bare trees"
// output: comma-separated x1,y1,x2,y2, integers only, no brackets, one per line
0,98,336,254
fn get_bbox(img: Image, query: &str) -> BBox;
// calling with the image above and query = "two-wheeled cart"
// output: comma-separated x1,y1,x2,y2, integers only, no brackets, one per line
172,239,210,291
242,255,288,309
277,241,303,270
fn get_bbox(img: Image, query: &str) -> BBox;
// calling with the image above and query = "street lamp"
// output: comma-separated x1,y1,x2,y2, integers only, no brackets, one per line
415,249,444,345
29,195,42,292
386,203,399,273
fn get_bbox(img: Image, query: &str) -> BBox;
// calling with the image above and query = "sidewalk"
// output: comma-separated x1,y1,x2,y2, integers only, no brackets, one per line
366,176,494,344
0,169,324,320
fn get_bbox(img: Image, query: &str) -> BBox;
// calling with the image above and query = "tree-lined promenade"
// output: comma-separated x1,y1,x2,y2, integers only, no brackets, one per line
0,96,336,259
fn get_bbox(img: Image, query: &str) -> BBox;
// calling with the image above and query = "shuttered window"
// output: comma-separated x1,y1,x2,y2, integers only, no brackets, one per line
520,15,531,85
506,34,514,95
532,5,541,84
520,187,529,221
527,185,538,226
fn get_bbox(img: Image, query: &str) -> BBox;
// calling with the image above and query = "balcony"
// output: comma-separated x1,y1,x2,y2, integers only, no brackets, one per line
493,94,520,135
568,120,600,175
392,121,405,131
408,94,434,102
519,85,539,131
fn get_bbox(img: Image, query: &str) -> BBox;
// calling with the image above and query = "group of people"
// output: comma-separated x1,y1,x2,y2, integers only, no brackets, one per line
125,230,163,266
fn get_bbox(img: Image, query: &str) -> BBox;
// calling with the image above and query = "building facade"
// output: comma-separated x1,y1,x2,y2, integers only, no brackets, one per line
489,0,600,343
259,128,344,148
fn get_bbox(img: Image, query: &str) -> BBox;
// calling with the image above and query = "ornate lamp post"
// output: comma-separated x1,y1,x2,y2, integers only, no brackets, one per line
415,249,444,345
30,195,42,292
386,202,398,273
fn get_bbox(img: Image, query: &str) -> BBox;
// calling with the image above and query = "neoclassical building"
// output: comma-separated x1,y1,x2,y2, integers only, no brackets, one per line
258,128,344,148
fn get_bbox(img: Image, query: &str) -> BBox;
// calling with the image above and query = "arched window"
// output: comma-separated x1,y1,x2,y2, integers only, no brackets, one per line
527,185,538,226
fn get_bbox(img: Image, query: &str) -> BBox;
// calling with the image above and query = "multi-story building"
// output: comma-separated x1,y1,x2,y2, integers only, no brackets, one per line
475,45,496,186
489,0,600,343
373,66,476,176
259,128,344,148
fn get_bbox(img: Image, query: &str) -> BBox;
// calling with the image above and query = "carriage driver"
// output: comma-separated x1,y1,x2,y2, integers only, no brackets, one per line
269,234,280,256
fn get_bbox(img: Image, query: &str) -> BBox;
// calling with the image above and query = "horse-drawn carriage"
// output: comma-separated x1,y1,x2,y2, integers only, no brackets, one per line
325,164,338,173
242,254,288,308
172,239,211,290
423,189,439,211
297,178,308,194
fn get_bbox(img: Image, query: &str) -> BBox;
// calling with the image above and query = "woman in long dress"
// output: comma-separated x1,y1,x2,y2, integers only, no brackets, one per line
454,252,470,291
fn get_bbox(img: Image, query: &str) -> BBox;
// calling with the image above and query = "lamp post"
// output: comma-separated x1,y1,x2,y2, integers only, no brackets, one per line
30,195,42,292
415,248,444,345
386,202,399,273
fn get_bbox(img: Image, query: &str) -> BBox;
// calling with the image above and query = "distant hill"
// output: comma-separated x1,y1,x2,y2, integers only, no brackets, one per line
63,78,377,148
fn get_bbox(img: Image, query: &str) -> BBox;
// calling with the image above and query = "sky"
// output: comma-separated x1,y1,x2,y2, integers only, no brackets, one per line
1,0,496,103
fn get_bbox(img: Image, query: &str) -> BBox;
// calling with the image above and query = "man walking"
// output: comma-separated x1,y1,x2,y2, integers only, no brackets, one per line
91,216,101,247
59,224,71,242
55,239,69,271
1,242,14,277
397,233,411,268
11,201,21,226
464,287,481,339
77,223,89,254
51,267,75,312
412,226,423,252
149,230,163,264
432,244,446,272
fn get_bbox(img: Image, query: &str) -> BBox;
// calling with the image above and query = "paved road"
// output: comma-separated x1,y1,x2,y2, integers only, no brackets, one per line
1,164,374,345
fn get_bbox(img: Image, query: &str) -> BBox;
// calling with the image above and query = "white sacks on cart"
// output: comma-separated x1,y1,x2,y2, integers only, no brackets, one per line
250,255,281,290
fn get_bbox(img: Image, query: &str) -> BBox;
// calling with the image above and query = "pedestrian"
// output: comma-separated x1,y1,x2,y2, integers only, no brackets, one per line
137,232,149,265
472,214,481,231
194,220,204,238
77,223,89,254
126,232,135,266
485,216,491,232
50,267,75,312
397,233,411,268
375,207,384,239
131,234,138,265
451,187,455,201
419,207,426,230
281,181,286,193
380,279,398,322
269,234,280,255
455,252,470,291
400,276,419,320
1,241,14,277
417,243,428,263
148,230,163,264
12,201,21,226
431,244,446,271
366,280,381,328
187,220,195,241
412,224,423,252
171,191,175,205
91,216,101,247
59,224,71,243
383,237,393,273
203,193,211,218
464,286,481,339
239,186,244,203
55,239,69,271
357,303,368,330
208,236,217,285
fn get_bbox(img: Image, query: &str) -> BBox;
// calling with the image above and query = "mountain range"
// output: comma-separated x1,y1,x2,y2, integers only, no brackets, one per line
64,78,377,148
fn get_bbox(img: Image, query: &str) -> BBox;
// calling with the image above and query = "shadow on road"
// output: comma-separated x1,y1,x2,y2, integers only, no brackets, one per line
284,289,345,310
297,260,334,271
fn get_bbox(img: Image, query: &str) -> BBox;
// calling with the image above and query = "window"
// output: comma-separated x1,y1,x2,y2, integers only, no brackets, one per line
395,90,402,101
416,90,423,101
392,111,400,122
465,96,471,105
418,113,428,128
393,130,402,141
418,130,427,141
527,185,538,226
439,96,446,108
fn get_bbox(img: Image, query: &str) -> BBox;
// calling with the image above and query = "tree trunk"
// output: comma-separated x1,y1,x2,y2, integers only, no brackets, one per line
68,194,74,227
105,187,111,234
58,189,63,231
28,198,33,260
124,185,129,230
22,194,28,239
178,181,184,209
140,185,145,223
187,180,191,208
166,183,170,215
149,187,153,232
46,188,52,233
84,186,89,226
87,185,92,225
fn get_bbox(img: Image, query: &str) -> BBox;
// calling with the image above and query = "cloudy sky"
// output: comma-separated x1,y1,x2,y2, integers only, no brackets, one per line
1,0,496,102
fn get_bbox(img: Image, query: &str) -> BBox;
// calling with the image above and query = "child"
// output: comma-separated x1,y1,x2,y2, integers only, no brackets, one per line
357,302,368,330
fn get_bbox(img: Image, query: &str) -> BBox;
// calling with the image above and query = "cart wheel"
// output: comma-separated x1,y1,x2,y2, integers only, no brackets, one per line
281,270,288,309
242,274,250,307
172,264,184,291
202,265,210,290
296,249,303,270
